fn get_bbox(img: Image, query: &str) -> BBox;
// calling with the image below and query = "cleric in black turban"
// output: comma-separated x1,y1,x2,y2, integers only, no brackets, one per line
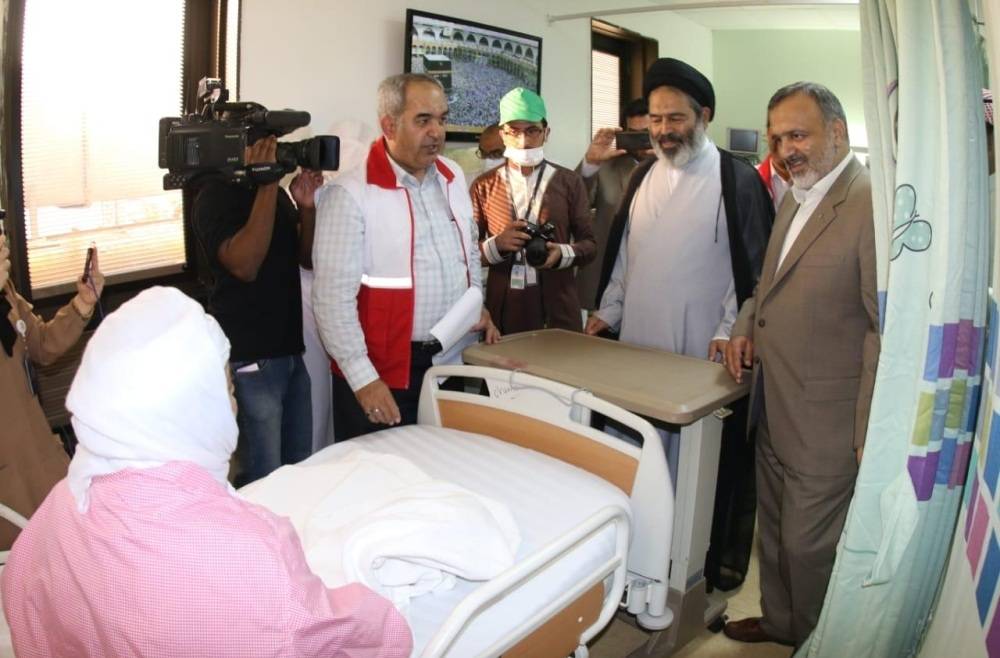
642,57,716,120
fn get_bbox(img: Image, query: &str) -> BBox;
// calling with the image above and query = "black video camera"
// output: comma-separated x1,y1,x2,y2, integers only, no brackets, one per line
158,78,340,190
522,220,556,267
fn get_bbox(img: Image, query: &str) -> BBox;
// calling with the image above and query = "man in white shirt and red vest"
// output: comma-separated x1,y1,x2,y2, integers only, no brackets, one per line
312,73,499,441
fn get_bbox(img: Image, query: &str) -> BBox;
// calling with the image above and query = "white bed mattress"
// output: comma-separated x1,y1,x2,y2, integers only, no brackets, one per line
301,424,632,657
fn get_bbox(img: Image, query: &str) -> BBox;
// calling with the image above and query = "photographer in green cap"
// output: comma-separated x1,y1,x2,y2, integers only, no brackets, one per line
470,87,596,334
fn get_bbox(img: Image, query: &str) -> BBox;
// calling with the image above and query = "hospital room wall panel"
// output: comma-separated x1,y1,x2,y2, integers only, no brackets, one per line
436,398,639,495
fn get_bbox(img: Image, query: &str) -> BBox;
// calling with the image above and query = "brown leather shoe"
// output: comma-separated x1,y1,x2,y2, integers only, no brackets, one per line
723,617,794,646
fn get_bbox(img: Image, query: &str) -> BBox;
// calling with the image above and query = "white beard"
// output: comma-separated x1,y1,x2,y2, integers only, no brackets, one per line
789,134,840,190
653,125,707,169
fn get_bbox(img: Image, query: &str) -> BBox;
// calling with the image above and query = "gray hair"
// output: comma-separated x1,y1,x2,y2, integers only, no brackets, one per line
768,81,848,138
377,73,443,121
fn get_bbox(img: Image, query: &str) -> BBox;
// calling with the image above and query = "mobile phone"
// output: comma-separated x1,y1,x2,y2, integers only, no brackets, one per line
82,246,95,283
616,131,652,152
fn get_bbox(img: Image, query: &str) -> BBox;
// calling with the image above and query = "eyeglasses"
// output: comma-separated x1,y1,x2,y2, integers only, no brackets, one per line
501,125,544,139
476,148,505,159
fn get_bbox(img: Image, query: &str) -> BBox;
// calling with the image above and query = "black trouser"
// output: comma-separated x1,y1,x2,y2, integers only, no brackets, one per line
332,343,461,441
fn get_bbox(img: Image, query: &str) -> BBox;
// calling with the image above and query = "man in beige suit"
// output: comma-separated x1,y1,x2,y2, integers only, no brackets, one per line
723,82,879,647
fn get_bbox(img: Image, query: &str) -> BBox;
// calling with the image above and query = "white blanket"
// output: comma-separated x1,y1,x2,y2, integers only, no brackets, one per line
240,448,521,609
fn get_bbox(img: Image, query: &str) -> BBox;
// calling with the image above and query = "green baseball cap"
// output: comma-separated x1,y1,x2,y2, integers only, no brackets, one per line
499,87,547,125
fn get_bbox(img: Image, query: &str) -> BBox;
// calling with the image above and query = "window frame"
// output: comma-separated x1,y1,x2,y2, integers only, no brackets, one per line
2,0,240,308
590,19,658,135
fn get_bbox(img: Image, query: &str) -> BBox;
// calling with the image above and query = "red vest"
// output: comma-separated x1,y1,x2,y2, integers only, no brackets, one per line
330,139,473,389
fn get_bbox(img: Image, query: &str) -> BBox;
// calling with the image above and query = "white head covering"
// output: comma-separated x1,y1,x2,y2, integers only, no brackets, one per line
65,286,238,512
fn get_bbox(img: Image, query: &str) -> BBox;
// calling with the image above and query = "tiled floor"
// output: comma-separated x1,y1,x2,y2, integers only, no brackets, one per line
588,542,792,658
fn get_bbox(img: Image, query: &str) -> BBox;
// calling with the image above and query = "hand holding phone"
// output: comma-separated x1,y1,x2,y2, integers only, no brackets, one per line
616,131,652,153
82,246,95,284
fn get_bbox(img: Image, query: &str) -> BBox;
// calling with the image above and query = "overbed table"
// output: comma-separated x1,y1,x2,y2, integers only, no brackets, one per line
463,329,749,657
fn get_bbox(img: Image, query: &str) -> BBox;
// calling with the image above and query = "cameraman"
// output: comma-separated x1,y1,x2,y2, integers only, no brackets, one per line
192,135,323,487
470,88,595,334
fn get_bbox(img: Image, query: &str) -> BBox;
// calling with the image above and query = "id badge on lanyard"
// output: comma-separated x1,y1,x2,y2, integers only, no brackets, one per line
506,164,545,291
511,253,526,290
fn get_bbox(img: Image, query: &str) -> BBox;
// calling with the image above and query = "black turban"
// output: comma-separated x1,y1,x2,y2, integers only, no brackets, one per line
643,58,715,120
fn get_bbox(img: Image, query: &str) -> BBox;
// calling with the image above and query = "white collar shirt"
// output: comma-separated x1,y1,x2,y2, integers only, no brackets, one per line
776,151,855,271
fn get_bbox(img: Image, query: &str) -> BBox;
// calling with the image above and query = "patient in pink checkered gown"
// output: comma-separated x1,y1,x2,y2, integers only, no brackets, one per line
1,287,411,658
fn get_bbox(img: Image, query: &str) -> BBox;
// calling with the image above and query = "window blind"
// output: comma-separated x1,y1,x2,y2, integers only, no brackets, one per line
20,0,186,295
591,50,620,139
225,0,240,98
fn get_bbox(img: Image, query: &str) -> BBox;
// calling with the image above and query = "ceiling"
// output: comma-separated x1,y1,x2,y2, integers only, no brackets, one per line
542,1,860,31
676,5,858,30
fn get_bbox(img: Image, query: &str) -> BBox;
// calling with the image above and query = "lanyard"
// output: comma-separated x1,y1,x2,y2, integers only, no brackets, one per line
504,161,547,225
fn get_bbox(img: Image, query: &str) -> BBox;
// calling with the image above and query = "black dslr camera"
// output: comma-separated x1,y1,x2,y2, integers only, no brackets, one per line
522,220,556,267
158,78,340,190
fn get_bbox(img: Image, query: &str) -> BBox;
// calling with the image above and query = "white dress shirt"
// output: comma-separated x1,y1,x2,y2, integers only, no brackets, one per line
776,152,855,271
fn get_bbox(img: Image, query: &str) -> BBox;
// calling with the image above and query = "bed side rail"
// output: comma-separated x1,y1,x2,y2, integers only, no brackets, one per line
420,365,673,624
420,505,630,658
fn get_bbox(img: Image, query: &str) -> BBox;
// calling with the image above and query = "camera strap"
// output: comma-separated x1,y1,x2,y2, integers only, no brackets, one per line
503,161,547,225
246,162,286,186
502,163,546,293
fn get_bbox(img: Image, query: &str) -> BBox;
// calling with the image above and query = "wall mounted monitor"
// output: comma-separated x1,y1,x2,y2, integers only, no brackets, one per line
727,127,760,154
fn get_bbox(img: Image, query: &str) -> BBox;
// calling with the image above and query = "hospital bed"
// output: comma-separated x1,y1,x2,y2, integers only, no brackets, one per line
289,364,675,658
464,330,751,656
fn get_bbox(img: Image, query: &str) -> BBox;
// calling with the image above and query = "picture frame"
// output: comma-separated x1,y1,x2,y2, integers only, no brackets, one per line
404,9,543,142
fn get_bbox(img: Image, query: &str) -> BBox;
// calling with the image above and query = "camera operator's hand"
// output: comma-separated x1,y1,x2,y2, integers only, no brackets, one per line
246,135,278,166
536,243,562,270
494,220,531,253
585,127,626,165
355,378,401,427
290,169,324,210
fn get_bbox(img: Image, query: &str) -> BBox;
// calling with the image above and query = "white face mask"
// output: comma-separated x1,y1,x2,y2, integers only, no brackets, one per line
504,146,545,167
483,157,506,172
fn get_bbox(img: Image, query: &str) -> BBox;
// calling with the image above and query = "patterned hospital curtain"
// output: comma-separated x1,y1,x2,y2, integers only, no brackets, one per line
800,1,991,656
920,1,1000,656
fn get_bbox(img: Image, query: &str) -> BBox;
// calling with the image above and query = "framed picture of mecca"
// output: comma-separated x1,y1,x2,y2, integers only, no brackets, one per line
404,9,543,141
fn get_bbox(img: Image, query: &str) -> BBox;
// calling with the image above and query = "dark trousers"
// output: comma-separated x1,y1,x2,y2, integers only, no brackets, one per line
332,346,461,441
231,354,313,488
705,396,757,592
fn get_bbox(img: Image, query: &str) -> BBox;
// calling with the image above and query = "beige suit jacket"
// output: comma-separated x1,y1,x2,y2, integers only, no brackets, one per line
732,158,879,476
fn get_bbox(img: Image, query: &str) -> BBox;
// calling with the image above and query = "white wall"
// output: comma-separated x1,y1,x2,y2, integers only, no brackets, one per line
239,1,712,168
241,0,586,167
603,11,713,82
